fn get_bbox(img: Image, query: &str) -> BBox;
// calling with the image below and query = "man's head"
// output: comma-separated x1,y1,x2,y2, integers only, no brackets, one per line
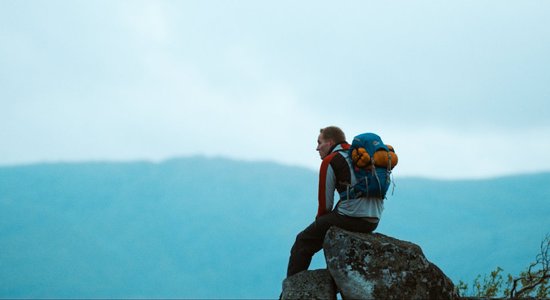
316,126,346,159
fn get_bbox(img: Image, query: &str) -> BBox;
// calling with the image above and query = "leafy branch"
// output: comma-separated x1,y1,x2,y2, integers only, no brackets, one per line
457,234,550,299
509,234,550,298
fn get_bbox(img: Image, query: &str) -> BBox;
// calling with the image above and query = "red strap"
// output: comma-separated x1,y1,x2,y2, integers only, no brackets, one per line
317,143,350,217
318,152,337,217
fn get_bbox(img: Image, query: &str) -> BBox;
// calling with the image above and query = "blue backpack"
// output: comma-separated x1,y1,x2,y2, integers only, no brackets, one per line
339,132,397,200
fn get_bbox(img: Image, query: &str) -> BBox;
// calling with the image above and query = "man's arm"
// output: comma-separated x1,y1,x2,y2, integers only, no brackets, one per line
317,155,336,217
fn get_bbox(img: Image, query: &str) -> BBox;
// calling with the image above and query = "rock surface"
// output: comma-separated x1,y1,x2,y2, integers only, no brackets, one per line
281,269,336,300
323,227,459,300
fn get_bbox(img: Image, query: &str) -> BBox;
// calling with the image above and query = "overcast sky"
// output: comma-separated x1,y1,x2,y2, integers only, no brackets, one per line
1,0,549,179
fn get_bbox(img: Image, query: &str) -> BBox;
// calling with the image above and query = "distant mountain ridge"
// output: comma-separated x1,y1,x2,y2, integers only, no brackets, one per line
1,157,549,298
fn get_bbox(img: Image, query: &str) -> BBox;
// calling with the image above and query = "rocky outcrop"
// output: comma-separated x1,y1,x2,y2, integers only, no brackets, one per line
282,227,459,300
324,227,459,300
281,269,337,300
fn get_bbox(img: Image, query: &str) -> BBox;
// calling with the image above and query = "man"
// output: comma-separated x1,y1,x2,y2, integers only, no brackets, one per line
286,126,384,277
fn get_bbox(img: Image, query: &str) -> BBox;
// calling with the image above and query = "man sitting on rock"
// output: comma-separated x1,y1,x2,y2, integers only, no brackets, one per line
286,126,384,277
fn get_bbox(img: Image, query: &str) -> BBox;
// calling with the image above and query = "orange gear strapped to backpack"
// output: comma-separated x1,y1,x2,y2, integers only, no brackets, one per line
352,145,398,170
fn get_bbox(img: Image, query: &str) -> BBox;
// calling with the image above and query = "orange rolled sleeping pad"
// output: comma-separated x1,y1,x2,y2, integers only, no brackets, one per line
352,148,371,168
373,145,398,169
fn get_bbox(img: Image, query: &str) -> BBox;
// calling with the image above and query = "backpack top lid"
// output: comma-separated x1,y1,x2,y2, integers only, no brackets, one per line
350,132,389,156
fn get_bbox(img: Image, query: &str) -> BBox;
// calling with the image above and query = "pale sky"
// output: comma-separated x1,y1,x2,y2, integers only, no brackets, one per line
1,0,549,179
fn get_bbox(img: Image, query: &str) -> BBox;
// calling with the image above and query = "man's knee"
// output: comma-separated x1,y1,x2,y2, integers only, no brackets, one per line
291,230,322,255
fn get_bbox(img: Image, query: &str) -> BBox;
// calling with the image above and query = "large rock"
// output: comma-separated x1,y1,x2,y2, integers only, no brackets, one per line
323,227,459,300
281,269,337,300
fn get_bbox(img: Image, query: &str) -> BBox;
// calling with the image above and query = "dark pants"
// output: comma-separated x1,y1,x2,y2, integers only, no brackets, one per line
286,211,378,277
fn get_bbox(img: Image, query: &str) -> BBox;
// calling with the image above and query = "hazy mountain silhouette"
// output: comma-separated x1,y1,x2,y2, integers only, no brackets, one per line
1,157,548,298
